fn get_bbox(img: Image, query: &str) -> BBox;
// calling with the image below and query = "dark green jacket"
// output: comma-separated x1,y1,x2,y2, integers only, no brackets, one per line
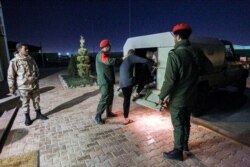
159,40,200,107
95,51,121,85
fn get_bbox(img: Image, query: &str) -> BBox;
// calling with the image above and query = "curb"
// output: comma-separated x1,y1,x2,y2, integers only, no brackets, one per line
0,107,19,153
58,74,68,89
0,95,21,115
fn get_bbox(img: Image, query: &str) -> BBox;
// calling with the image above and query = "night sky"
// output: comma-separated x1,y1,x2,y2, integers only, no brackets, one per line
1,0,250,54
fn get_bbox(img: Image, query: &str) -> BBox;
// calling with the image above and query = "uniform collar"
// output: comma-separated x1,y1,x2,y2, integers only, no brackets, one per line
15,53,31,60
174,40,190,49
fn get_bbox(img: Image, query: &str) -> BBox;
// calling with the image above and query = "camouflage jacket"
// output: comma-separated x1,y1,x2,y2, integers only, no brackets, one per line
7,53,39,90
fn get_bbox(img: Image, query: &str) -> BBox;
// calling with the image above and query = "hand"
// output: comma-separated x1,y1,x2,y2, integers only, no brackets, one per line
164,97,170,105
158,99,164,106
9,88,16,94
163,99,169,107
158,98,169,106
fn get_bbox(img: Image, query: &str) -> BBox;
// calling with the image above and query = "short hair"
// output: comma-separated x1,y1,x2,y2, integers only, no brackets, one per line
16,43,26,51
174,30,191,39
127,49,135,56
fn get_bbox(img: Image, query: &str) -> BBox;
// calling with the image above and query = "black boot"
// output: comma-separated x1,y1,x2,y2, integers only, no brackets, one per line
25,113,32,126
95,114,105,124
163,149,183,161
106,105,116,117
106,111,117,117
36,109,48,120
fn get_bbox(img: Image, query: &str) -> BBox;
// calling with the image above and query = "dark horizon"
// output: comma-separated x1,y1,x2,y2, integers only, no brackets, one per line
2,0,250,54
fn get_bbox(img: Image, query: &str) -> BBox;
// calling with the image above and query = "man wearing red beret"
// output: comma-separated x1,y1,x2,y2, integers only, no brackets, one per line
158,24,200,161
95,39,122,124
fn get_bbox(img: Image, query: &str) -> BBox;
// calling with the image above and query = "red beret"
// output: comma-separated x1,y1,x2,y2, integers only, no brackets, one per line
172,24,192,34
100,39,110,48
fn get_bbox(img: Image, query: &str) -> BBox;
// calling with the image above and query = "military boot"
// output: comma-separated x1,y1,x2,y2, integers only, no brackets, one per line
36,109,48,120
163,149,183,161
95,113,105,124
106,106,117,117
106,111,117,117
25,113,32,126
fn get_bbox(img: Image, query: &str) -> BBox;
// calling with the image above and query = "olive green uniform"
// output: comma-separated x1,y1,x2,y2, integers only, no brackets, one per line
159,40,200,150
95,52,121,114
7,54,40,114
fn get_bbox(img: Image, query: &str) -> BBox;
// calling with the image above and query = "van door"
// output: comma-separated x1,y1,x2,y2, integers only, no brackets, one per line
157,47,173,89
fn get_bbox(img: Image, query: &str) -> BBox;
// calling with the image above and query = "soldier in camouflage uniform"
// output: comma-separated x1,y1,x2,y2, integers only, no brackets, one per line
7,43,48,126
95,39,122,124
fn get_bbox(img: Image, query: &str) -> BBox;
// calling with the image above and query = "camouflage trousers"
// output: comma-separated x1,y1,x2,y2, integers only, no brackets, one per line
19,89,40,114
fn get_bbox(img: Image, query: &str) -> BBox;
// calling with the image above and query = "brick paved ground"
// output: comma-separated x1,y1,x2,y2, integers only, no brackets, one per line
0,71,250,167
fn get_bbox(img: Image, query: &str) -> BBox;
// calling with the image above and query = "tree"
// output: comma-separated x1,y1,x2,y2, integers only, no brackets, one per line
76,36,90,78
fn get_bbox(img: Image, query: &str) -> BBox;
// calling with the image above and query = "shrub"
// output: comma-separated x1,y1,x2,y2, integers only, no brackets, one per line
67,55,77,76
77,36,90,78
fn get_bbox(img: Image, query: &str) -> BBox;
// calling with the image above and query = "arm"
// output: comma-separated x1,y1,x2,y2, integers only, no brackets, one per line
159,51,178,100
131,55,148,64
98,52,122,66
7,60,17,93
131,56,153,73
32,58,39,78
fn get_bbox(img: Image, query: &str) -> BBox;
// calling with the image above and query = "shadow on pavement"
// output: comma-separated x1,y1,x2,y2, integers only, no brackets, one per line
40,86,55,94
192,87,250,147
45,89,99,116
4,128,29,146
199,88,250,122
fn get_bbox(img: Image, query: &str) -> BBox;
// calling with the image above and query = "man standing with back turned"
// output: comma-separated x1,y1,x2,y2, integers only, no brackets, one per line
159,24,199,161
95,39,122,124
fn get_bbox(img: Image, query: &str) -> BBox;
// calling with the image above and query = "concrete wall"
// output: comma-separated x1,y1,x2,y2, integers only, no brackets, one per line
0,1,10,81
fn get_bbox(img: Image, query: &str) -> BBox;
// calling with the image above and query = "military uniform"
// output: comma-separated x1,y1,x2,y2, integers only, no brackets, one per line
95,51,121,117
8,53,40,114
159,40,200,151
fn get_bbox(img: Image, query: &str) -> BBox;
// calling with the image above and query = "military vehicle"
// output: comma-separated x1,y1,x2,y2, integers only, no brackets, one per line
123,32,249,116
